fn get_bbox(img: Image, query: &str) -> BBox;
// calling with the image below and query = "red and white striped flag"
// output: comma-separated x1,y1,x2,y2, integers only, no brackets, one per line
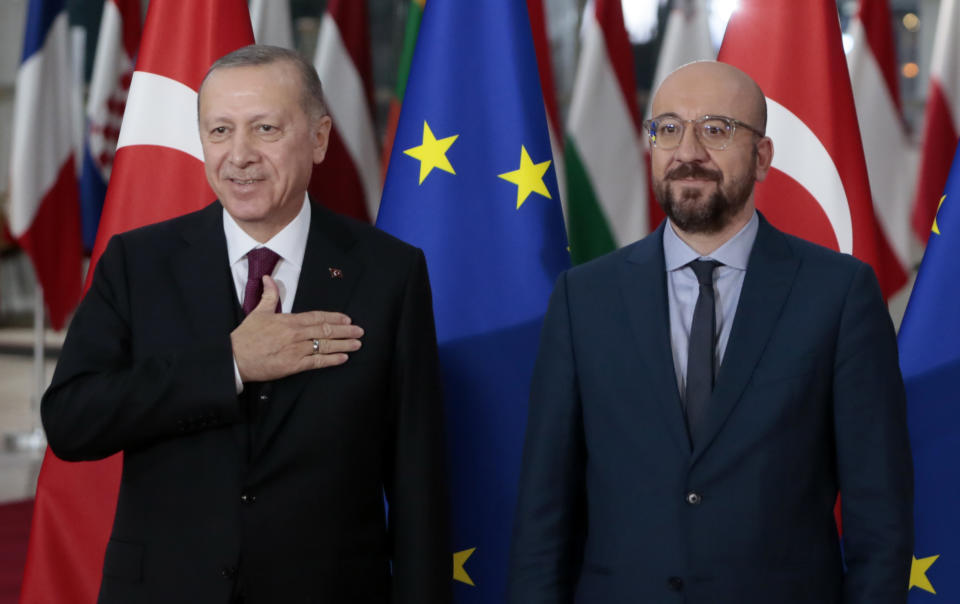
912,0,960,244
249,0,294,49
8,0,84,331
21,2,253,602
311,0,380,222
847,0,916,275
719,0,906,298
528,0,566,205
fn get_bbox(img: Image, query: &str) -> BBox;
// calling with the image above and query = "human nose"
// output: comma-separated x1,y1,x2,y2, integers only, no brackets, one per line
229,130,258,166
673,121,709,162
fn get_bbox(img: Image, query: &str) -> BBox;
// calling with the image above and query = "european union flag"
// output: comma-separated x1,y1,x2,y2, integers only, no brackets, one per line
376,1,569,600
900,143,960,600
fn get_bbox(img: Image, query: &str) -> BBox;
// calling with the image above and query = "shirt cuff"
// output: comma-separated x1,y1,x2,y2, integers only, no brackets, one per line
233,357,244,394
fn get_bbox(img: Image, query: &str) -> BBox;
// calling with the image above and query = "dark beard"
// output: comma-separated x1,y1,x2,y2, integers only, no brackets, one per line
654,161,755,234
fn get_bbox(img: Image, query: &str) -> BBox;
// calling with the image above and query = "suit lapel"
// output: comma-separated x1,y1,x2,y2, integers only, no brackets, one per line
691,216,799,463
253,203,363,459
620,224,691,456
168,202,248,452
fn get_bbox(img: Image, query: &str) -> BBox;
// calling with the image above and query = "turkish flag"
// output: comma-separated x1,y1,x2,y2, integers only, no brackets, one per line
718,0,906,299
20,2,253,602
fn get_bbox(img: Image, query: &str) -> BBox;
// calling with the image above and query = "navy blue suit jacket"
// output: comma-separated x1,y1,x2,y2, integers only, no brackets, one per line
508,216,912,603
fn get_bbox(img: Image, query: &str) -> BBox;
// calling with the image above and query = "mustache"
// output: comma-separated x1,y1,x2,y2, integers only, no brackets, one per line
666,163,722,182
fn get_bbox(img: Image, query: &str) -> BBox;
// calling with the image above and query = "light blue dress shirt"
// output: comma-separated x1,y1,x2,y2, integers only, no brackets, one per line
663,211,759,399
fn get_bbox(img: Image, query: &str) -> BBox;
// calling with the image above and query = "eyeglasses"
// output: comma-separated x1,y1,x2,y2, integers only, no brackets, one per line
642,114,765,151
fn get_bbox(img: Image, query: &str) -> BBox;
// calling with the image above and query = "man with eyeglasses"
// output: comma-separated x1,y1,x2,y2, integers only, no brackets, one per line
508,61,912,603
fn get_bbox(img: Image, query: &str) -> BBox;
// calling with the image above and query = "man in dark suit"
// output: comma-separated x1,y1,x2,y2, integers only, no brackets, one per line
508,61,912,603
42,45,451,603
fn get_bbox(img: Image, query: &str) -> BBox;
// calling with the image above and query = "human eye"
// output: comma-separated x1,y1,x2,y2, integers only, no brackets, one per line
658,120,681,137
700,119,731,141
207,125,229,140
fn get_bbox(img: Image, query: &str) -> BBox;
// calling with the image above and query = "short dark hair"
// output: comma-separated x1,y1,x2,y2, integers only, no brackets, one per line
199,44,328,120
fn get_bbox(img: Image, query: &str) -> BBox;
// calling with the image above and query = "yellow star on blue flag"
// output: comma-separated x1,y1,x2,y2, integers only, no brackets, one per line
376,1,569,601
403,121,458,185
900,143,960,603
498,145,552,209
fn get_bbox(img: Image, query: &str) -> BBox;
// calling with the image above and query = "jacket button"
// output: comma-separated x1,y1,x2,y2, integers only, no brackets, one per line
259,393,269,402
667,576,684,591
240,493,256,504
685,491,702,505
220,566,237,579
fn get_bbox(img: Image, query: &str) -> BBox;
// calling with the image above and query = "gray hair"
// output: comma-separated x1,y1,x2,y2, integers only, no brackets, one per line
199,44,328,121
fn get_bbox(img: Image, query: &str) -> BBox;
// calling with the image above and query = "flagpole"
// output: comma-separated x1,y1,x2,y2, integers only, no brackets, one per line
5,283,48,452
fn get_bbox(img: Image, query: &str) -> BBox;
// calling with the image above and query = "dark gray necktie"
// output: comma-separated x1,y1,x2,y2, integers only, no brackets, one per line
686,259,721,448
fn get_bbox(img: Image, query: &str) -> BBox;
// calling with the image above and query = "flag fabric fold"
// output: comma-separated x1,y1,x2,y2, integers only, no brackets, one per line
718,0,907,299
847,0,916,275
311,0,380,222
565,0,648,265
380,0,424,177
912,0,960,245
527,0,566,205
8,0,84,330
376,1,569,599
80,0,141,252
249,0,294,48
900,143,960,600
20,2,253,602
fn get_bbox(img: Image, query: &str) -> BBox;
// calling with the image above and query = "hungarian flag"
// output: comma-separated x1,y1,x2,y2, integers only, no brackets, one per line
847,0,916,277
527,0,566,204
912,0,960,245
8,0,84,331
565,0,648,265
381,0,425,177
20,2,253,602
311,0,380,222
249,0,294,48
718,0,907,299
80,0,141,252
646,0,715,240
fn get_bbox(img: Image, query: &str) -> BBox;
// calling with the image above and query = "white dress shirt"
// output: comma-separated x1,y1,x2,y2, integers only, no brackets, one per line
663,211,759,399
223,196,311,391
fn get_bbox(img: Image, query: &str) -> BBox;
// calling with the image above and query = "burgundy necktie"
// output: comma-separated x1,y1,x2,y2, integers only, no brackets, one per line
242,247,282,315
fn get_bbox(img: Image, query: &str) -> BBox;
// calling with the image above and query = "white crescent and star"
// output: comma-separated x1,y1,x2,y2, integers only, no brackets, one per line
116,71,204,161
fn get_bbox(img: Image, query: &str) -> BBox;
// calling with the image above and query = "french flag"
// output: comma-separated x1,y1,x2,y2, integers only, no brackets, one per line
8,0,83,330
79,0,141,252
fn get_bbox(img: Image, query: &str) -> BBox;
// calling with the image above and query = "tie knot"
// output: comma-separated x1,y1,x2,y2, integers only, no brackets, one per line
689,259,721,287
247,247,281,282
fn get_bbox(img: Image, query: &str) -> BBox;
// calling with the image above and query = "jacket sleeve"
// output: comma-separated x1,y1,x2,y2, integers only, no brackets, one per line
833,262,913,603
385,249,453,604
41,235,241,461
507,271,586,604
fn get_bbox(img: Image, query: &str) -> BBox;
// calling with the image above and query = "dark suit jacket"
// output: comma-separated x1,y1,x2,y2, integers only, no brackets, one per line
42,201,451,603
508,216,912,604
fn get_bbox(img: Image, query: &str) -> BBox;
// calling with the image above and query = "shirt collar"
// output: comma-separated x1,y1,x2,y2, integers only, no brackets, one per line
223,194,311,268
663,210,759,272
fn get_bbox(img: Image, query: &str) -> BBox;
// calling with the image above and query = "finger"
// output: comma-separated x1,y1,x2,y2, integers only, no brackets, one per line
252,275,280,314
290,310,353,327
305,338,362,357
302,324,364,341
296,352,349,372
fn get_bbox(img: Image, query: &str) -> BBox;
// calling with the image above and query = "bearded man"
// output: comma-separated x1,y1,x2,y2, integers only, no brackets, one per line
507,61,912,604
